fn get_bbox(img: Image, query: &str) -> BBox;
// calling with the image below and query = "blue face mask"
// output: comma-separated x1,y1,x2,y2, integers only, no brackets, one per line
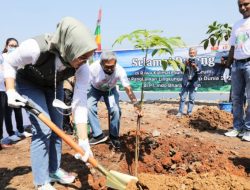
7,47,16,53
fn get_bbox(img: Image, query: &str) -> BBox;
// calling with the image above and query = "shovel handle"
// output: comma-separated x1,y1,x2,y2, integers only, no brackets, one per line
24,101,98,167
38,114,98,166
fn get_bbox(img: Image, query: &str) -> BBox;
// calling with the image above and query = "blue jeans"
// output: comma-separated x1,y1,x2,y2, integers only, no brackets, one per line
178,84,197,114
88,86,121,137
231,61,250,131
16,77,63,186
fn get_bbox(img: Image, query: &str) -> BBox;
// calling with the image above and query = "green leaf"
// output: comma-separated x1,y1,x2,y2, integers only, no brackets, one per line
217,40,221,46
175,60,185,71
204,40,209,50
167,37,186,47
201,21,232,49
200,39,207,44
151,49,158,57
224,35,229,41
161,60,168,71
168,60,179,70
210,37,216,46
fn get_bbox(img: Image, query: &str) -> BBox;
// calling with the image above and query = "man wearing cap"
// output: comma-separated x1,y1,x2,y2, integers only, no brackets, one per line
88,51,141,148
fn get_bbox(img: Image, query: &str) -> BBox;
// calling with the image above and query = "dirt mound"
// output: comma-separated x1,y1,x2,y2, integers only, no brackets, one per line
89,131,248,189
173,106,233,131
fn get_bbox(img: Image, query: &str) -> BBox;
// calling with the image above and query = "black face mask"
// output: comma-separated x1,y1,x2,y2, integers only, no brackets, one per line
103,70,114,75
101,61,115,75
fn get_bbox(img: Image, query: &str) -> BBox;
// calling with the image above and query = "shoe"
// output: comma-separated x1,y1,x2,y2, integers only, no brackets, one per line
89,133,108,145
1,143,12,149
109,135,121,149
49,168,75,184
242,131,250,141
37,183,56,190
17,131,32,138
224,129,241,137
176,112,182,118
8,134,21,142
187,112,192,116
238,129,247,137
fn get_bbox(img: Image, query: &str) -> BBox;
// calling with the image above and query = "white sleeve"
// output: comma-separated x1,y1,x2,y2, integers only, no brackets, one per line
72,63,89,124
3,39,40,78
119,66,130,87
89,63,94,83
229,29,235,46
229,22,237,46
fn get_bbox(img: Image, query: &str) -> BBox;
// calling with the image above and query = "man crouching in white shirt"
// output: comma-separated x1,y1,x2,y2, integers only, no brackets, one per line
88,51,142,149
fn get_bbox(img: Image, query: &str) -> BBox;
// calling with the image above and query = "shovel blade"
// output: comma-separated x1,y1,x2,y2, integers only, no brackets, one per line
96,164,138,190
110,170,138,184
107,175,127,190
106,170,138,190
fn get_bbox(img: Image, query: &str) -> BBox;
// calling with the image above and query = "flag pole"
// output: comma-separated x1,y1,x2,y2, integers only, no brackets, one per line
95,8,102,51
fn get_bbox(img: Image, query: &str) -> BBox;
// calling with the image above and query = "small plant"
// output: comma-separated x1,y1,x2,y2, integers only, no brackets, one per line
113,29,185,176
201,21,232,49
113,29,185,102
201,21,232,102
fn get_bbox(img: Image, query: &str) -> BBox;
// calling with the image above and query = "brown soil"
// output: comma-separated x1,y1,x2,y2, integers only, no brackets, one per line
1,102,250,190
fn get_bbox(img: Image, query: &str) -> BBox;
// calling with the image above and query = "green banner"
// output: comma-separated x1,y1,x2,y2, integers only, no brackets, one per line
93,47,230,92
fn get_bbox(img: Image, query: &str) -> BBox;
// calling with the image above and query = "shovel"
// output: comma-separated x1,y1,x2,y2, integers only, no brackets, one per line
23,100,138,190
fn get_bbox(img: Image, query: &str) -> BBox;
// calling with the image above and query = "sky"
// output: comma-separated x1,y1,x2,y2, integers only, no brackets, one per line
0,0,241,51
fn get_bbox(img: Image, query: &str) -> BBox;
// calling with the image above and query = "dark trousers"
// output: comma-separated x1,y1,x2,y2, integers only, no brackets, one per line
63,89,73,131
0,91,24,138
0,92,7,140
5,106,24,136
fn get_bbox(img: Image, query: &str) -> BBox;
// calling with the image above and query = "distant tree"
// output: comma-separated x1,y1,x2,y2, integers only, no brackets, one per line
201,21,232,49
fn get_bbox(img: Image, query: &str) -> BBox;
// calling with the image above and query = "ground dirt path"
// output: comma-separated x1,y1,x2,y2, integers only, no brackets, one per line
0,102,250,190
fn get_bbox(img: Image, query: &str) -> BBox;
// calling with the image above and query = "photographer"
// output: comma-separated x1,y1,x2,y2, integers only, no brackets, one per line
176,47,202,117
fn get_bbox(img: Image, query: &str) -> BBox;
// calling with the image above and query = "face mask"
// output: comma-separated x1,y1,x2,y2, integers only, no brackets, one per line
101,63,115,75
103,70,114,75
7,47,16,53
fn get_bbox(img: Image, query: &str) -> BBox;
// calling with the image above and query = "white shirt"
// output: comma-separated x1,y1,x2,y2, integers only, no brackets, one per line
230,17,250,59
89,60,130,91
3,39,89,124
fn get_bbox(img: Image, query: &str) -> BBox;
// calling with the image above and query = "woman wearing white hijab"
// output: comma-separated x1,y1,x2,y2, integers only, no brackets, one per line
3,17,97,190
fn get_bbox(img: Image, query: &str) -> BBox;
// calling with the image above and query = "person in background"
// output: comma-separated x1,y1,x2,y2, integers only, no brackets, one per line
3,17,97,190
176,47,202,117
0,54,12,149
223,0,250,141
2,38,32,142
62,76,75,135
88,51,142,149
